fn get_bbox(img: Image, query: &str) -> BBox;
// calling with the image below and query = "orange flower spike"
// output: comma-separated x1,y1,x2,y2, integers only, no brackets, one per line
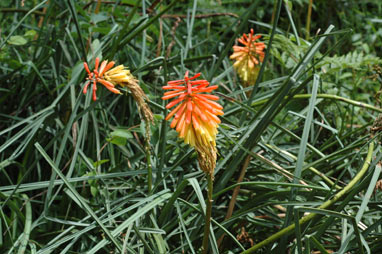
230,28,266,86
82,58,127,100
162,71,224,150
81,59,153,126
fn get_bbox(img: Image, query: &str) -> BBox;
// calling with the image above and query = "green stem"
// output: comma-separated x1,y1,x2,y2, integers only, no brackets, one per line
202,173,214,254
306,0,313,40
252,94,382,113
145,121,152,193
241,141,374,254
146,150,152,193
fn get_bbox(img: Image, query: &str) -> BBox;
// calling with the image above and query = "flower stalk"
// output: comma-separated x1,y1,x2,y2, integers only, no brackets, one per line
83,58,154,192
162,71,224,251
202,172,214,254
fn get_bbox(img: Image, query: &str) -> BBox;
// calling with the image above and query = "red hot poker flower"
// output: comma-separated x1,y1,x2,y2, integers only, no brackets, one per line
230,29,266,86
162,71,224,149
83,57,122,101
82,58,153,124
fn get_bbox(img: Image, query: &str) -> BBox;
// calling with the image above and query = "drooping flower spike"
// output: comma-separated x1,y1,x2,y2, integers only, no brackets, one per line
162,71,224,174
83,58,123,101
230,29,266,86
83,57,154,123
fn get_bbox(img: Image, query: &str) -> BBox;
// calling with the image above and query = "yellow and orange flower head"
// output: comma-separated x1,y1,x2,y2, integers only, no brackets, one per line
83,57,123,101
162,71,224,175
230,29,266,86
83,57,153,123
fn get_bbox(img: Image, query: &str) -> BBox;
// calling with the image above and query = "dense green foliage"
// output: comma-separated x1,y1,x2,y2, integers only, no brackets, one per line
1,0,382,253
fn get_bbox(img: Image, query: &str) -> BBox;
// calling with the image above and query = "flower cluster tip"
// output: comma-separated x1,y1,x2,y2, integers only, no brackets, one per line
230,29,266,86
162,71,223,149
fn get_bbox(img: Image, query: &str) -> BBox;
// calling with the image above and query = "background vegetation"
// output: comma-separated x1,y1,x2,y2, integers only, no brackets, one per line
1,0,382,253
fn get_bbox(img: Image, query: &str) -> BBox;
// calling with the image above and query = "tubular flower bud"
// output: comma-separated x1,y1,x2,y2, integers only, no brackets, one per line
162,71,224,175
230,29,266,86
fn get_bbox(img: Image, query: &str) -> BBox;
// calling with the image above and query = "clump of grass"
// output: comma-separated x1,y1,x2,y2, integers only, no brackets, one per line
1,1,382,254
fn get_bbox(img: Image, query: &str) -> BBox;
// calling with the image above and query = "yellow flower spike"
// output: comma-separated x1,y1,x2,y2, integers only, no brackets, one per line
162,71,224,175
230,29,266,87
